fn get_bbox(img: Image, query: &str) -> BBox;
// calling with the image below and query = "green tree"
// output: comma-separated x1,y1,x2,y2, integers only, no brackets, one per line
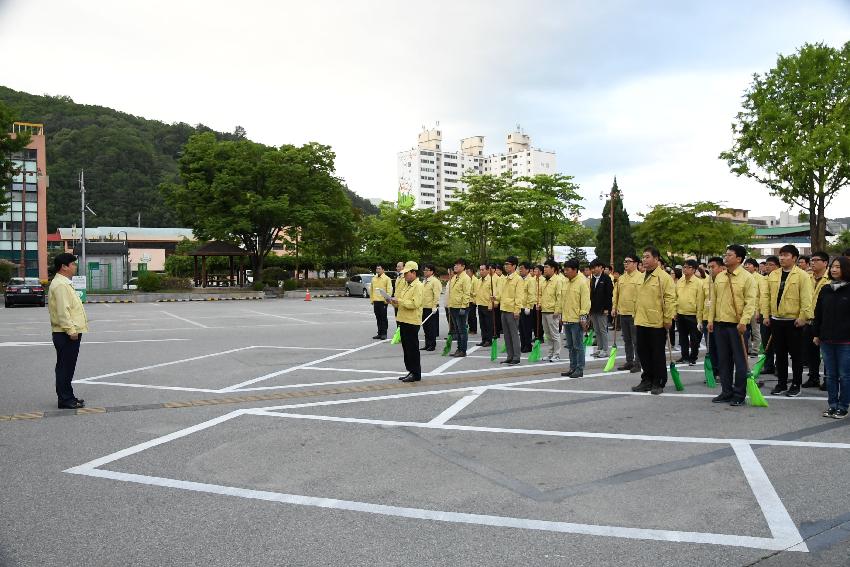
355,203,410,268
446,173,520,263
633,201,754,263
512,173,583,261
828,230,850,255
720,42,850,251
0,101,31,214
560,222,594,264
161,133,354,280
595,177,636,268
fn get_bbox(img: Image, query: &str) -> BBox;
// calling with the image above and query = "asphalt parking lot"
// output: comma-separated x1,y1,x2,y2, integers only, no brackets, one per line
1,297,848,567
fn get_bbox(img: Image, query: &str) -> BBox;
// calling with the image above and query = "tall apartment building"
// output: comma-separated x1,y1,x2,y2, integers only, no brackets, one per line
397,126,556,210
1,122,48,279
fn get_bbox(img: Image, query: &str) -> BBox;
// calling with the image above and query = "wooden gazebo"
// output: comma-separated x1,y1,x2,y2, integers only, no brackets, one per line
188,242,251,288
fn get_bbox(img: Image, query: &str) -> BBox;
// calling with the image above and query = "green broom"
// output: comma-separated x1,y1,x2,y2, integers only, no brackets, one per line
490,339,499,361
751,335,772,378
390,327,401,344
667,333,684,391
528,306,542,362
704,328,717,388
583,328,595,347
604,318,618,372
442,308,454,356
740,333,768,407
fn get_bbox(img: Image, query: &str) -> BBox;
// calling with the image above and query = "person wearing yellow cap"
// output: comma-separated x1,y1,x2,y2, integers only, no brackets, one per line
390,261,425,383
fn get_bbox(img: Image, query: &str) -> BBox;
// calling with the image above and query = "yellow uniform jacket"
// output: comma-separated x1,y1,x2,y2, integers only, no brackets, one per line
634,266,677,328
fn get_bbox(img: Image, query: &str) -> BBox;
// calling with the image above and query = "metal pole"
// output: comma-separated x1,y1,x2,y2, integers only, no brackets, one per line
609,191,615,268
80,170,86,285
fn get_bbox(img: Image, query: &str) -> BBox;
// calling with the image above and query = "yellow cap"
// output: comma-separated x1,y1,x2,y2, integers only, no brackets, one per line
403,261,418,273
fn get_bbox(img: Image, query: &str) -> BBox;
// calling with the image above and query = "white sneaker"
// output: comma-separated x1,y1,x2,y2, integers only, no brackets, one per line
550,355,561,363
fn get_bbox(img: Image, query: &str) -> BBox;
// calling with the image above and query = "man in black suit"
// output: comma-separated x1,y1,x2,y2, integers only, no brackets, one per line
589,258,613,358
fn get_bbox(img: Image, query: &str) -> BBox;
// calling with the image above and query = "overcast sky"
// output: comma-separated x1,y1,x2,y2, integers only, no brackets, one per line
1,0,848,219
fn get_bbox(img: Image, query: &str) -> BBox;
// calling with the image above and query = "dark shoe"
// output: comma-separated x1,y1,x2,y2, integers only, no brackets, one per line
630,365,642,373
833,409,848,419
786,386,801,397
632,381,652,392
420,346,430,351
650,386,663,395
729,399,746,406
569,369,583,377
617,362,633,371
451,351,466,358
770,385,787,396
819,382,827,391
823,408,836,418
481,341,492,347
476,342,485,346
675,358,686,364
508,360,520,365
561,369,575,377
400,375,421,383
688,360,697,367
378,335,387,340
398,373,411,381
802,378,820,388
500,360,512,365
372,334,382,340
425,347,436,352
712,394,733,403
58,399,85,409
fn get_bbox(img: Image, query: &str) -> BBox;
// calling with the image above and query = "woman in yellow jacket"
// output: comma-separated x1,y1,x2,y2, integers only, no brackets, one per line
390,261,424,383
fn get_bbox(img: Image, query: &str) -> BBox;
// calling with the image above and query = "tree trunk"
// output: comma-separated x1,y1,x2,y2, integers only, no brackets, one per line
816,192,827,252
293,230,300,281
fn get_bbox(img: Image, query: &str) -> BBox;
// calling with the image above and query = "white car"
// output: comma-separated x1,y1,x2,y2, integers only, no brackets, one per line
345,274,373,298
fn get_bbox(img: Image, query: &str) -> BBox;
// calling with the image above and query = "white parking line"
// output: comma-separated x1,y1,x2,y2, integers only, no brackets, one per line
244,310,316,325
430,345,481,374
428,389,486,425
161,311,208,329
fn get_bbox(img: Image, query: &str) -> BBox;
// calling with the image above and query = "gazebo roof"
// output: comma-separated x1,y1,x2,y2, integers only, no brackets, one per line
188,241,250,256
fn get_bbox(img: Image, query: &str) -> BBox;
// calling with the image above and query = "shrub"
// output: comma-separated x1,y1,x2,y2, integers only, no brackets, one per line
0,261,13,284
251,281,265,292
261,267,286,286
137,271,162,292
283,280,298,291
160,276,193,290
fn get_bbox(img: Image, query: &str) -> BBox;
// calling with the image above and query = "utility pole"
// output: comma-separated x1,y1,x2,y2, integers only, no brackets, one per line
79,170,86,284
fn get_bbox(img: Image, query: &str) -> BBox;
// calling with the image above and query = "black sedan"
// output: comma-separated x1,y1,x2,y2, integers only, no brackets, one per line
4,277,46,307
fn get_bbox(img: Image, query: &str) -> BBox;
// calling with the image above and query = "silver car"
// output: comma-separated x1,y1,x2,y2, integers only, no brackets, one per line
345,274,373,298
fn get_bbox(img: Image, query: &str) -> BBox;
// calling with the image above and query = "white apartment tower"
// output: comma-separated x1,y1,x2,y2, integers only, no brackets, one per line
397,125,557,211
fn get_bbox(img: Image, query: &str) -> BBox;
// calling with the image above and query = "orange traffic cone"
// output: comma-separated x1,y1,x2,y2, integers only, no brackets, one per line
304,288,312,301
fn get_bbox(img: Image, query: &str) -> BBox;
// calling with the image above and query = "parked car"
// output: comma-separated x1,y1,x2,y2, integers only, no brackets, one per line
4,277,46,308
345,274,373,298
122,278,138,290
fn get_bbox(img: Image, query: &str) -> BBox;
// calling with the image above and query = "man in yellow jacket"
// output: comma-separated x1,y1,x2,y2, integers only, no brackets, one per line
447,258,473,357
761,244,813,397
675,259,705,366
709,245,758,405
632,247,677,395
390,261,424,383
612,254,642,373
420,263,442,351
557,258,591,377
496,255,525,365
540,259,563,362
475,264,496,347
465,267,480,335
48,253,89,409
370,265,393,340
803,251,831,389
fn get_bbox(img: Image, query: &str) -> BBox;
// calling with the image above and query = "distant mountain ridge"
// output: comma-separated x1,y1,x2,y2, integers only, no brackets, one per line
0,86,378,231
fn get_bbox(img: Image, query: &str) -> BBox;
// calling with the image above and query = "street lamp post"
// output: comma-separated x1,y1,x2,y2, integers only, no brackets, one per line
117,230,129,289
599,184,624,268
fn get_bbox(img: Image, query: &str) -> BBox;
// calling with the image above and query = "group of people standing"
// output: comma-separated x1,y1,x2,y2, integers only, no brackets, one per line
369,245,850,418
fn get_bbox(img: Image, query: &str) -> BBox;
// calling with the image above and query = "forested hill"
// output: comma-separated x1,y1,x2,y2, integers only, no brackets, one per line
0,86,378,231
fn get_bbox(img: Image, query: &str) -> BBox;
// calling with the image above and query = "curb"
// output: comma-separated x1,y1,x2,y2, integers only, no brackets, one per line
156,296,265,302
85,299,136,304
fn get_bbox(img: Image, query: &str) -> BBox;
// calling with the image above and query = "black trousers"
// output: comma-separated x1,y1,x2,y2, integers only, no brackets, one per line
771,319,804,388
760,321,775,371
373,302,388,337
714,323,748,400
677,315,701,363
422,307,439,349
636,326,667,388
399,322,421,378
53,332,82,403
478,305,493,343
668,319,676,347
519,310,534,350
467,302,478,333
805,324,821,380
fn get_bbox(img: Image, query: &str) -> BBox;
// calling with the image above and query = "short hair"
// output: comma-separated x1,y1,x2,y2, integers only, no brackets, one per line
843,248,850,258
798,254,810,263
765,255,779,265
488,262,499,270
726,244,747,260
684,259,699,269
707,256,723,266
505,255,519,266
624,253,638,263
520,261,533,270
778,245,800,258
743,258,759,269
479,264,488,270
831,256,850,282
454,258,467,268
563,259,580,270
374,264,383,270
643,246,660,259
811,251,829,263
544,259,560,271
423,263,436,272
589,259,604,268
54,253,77,271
